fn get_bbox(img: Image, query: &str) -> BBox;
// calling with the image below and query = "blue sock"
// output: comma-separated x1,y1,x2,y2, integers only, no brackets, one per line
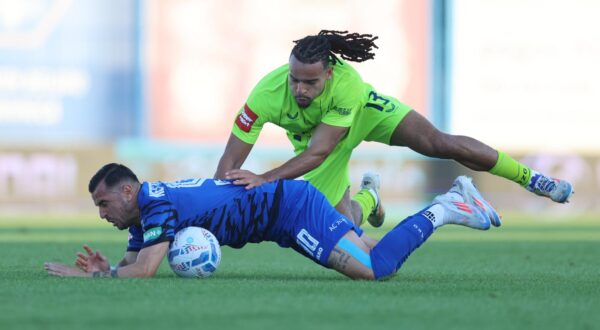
370,209,434,280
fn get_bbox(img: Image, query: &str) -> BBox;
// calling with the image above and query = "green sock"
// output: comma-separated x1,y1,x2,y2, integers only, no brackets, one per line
489,151,533,187
352,189,376,225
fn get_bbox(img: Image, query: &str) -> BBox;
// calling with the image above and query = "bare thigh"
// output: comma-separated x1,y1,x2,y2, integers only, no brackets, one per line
359,234,378,250
334,189,359,226
327,230,375,280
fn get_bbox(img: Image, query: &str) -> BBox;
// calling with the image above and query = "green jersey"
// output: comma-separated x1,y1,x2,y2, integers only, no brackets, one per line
232,60,369,154
231,59,412,206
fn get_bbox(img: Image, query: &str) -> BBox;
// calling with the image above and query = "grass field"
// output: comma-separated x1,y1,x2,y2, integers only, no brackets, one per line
1,214,599,330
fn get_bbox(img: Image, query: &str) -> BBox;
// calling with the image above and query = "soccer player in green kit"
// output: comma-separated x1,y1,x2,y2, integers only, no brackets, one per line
215,30,573,229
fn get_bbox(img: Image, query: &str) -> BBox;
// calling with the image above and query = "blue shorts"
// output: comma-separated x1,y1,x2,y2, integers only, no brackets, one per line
266,180,364,267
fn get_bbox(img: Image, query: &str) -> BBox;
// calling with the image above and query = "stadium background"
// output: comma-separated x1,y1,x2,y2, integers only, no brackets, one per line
1,0,599,220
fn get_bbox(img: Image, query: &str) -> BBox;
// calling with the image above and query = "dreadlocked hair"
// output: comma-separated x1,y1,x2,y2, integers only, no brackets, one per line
291,30,379,67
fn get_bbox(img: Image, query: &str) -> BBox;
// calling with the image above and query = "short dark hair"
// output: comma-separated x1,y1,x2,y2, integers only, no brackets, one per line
291,30,379,67
88,163,140,193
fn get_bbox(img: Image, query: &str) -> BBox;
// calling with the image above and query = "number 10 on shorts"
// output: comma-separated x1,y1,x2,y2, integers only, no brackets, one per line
297,229,323,260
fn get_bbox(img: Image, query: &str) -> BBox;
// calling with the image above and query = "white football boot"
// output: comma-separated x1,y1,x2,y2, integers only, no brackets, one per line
361,172,385,228
526,173,574,203
450,176,502,227
432,176,498,230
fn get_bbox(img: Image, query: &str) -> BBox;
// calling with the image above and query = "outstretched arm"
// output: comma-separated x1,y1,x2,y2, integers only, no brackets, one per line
74,244,139,272
45,241,169,278
226,123,347,189
117,251,139,267
214,134,254,179
74,244,111,272
109,242,169,278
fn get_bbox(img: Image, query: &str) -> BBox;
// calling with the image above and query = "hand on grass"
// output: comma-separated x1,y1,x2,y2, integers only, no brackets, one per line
45,262,88,277
75,244,110,272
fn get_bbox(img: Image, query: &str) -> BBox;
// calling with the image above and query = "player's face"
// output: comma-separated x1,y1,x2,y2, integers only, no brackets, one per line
288,55,332,108
91,181,140,230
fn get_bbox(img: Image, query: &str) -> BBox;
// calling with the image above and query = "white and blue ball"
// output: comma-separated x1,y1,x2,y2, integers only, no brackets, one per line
168,227,221,278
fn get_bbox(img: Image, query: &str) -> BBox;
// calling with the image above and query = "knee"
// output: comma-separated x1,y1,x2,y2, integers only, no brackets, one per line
349,267,397,281
349,268,376,281
370,248,403,280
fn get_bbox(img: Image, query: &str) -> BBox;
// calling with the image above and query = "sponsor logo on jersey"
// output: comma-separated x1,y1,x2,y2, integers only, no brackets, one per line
332,106,351,116
143,227,163,242
213,179,232,186
315,247,323,260
165,178,205,189
328,217,348,232
286,111,299,120
235,104,258,132
148,182,165,197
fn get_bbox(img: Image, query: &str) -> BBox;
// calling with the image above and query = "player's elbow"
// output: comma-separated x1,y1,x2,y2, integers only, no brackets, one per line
131,263,158,278
141,266,158,278
140,270,157,278
306,145,335,164
312,151,330,164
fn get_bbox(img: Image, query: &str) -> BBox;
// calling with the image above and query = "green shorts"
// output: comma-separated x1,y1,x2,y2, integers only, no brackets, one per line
304,90,412,206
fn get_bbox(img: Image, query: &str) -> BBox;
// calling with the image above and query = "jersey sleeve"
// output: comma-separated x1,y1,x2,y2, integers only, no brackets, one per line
127,225,144,252
231,65,288,144
140,199,177,249
231,103,265,144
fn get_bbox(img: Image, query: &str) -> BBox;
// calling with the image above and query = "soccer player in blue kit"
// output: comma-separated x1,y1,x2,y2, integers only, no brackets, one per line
45,163,500,280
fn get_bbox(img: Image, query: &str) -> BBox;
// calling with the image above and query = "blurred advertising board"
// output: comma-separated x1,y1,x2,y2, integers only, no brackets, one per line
450,0,600,153
0,147,115,215
1,145,597,216
0,0,138,145
117,146,600,217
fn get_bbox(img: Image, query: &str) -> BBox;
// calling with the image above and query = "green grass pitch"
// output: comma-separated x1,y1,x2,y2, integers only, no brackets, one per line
1,214,599,330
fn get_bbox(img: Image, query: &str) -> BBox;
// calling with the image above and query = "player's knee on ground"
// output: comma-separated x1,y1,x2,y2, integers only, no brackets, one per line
328,233,376,280
328,249,375,280
350,268,375,281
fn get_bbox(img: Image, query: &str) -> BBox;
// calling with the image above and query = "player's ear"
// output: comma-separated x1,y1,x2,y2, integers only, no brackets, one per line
326,67,333,80
121,183,133,199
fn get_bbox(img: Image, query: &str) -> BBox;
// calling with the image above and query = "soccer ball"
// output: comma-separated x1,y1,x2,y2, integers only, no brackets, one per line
168,226,221,278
